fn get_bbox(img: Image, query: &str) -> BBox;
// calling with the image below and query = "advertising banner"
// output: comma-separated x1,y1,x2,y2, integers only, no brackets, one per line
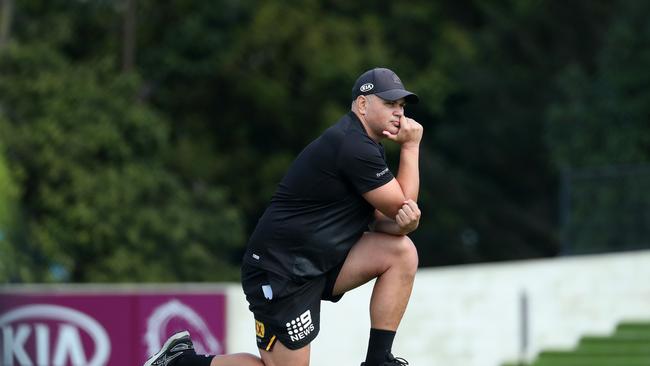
0,288,227,366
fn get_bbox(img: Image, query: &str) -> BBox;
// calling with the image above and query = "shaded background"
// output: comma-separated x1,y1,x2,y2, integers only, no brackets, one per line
1,0,649,283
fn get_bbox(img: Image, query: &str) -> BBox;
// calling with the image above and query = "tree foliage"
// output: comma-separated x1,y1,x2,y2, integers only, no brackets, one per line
546,1,650,254
1,0,648,283
547,1,650,167
0,138,20,280
0,41,244,282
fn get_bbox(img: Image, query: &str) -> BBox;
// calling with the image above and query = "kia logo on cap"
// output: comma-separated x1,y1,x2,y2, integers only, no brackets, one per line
0,304,110,366
360,83,374,92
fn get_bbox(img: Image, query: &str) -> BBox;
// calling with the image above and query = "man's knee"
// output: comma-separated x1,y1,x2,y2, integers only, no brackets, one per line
391,235,419,274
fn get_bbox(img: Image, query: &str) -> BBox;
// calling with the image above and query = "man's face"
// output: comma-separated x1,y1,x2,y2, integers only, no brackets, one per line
364,95,406,140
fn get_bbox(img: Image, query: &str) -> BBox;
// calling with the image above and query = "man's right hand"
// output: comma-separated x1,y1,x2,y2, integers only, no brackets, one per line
382,114,423,147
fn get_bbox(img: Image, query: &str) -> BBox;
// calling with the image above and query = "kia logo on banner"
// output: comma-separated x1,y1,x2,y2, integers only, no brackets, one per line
0,304,110,366
0,289,227,365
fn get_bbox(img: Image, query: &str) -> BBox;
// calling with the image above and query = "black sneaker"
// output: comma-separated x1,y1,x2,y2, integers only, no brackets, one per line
144,330,195,366
360,352,409,366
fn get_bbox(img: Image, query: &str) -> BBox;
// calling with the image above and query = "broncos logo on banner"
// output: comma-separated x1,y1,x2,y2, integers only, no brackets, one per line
145,299,222,356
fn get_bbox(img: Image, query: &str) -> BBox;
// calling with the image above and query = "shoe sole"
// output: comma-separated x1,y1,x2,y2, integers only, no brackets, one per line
143,330,190,366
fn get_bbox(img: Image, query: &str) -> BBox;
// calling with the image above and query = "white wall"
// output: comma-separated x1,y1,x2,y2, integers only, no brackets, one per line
226,250,650,366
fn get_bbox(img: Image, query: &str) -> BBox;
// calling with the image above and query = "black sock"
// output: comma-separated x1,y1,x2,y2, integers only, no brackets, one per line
365,328,396,366
175,354,214,366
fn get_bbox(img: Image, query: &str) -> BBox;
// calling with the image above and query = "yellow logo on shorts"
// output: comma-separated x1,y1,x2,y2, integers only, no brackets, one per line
255,320,265,338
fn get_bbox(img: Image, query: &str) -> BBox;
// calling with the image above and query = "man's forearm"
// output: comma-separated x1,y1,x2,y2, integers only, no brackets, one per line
370,209,419,235
396,145,420,202
370,215,409,236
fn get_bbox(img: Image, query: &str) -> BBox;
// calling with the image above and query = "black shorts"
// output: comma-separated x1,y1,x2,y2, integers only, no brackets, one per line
241,262,345,351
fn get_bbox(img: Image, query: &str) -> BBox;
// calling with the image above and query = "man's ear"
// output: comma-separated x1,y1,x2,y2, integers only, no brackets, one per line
357,95,368,115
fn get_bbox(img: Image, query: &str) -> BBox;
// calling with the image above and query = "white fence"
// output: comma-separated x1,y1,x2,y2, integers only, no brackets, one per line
227,250,650,366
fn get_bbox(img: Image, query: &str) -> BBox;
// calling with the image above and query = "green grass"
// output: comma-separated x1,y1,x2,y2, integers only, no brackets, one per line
503,321,650,366
532,357,650,366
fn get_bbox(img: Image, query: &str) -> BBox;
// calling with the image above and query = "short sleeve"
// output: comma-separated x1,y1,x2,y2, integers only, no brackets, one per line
338,136,394,194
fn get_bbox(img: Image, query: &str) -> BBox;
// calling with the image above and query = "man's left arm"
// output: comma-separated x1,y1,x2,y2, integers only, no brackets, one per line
370,199,421,235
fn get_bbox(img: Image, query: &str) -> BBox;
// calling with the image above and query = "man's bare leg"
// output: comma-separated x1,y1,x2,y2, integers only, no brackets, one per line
257,341,310,366
333,232,418,328
191,339,309,366
332,232,418,364
209,353,265,366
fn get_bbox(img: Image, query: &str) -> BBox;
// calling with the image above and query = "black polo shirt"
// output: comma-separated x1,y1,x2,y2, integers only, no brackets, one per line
243,111,394,279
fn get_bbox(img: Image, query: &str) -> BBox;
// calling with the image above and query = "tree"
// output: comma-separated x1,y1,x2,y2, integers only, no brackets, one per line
122,0,136,72
546,1,650,254
0,42,245,282
0,0,13,50
0,139,20,282
5,0,642,282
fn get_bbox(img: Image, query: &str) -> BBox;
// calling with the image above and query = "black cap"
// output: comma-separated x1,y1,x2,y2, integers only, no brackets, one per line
351,68,419,104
